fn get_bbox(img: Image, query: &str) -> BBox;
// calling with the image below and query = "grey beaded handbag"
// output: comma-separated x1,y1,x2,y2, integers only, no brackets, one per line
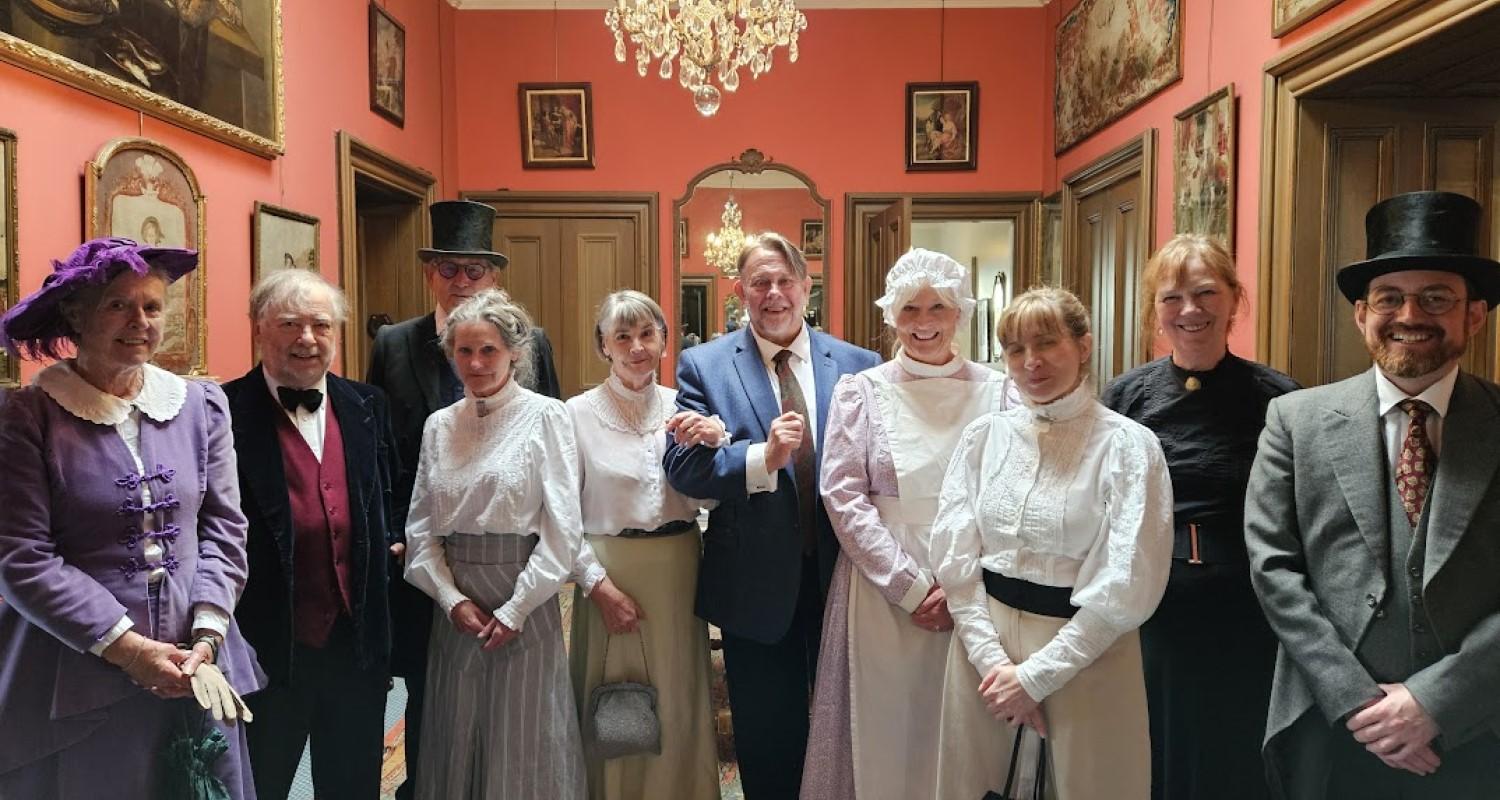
587,628,661,759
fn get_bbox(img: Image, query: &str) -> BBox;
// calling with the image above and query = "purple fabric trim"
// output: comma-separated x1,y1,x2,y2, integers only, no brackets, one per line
115,493,180,516
113,465,177,491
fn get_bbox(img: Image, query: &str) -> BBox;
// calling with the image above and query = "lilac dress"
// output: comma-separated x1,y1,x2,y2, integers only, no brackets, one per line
0,363,264,799
801,354,1011,800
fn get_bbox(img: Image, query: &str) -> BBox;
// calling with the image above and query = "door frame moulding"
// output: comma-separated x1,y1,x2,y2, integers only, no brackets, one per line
335,131,437,375
1257,0,1500,373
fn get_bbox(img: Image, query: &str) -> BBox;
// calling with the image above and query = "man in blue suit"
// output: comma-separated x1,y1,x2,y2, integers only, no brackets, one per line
665,232,880,799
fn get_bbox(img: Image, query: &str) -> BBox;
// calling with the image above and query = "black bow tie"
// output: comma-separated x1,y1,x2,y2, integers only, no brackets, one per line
277,386,323,414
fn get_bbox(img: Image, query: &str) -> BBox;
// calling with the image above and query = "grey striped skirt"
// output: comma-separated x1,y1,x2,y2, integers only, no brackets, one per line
417,533,586,800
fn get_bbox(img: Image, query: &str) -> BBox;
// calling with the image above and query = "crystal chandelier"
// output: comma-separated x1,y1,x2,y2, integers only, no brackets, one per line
704,194,753,276
604,0,809,117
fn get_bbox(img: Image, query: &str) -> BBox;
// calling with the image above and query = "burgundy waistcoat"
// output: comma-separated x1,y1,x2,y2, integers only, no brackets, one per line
275,406,354,648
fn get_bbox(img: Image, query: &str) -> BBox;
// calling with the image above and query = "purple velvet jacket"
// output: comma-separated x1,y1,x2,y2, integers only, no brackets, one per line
0,378,264,775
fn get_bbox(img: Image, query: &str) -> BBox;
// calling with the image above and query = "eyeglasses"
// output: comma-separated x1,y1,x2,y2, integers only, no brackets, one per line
1363,289,1463,316
432,261,492,281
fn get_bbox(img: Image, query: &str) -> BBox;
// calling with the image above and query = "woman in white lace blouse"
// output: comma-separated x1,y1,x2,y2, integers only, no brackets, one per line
929,287,1173,799
566,290,722,800
404,289,586,799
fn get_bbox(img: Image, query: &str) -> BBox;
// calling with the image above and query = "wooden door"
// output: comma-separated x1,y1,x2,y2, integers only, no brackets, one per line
862,198,911,357
350,186,427,375
1289,98,1500,386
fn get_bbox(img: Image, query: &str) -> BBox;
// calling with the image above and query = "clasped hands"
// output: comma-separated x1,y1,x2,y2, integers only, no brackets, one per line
1347,683,1442,776
979,663,1049,738
105,631,252,722
450,599,521,651
666,411,727,449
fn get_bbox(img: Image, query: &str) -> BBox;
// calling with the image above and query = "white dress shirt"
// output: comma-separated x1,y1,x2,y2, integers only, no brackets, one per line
745,324,817,495
930,381,1173,701
1374,365,1457,471
262,371,329,461
403,377,583,631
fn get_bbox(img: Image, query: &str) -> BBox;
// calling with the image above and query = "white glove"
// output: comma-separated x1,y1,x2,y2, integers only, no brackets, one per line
189,663,254,724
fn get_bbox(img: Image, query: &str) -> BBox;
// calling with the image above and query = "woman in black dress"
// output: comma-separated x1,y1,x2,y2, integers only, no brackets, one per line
1102,234,1299,800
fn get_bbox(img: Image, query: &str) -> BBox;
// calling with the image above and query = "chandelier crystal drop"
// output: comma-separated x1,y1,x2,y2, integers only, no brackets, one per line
704,195,754,277
605,0,808,117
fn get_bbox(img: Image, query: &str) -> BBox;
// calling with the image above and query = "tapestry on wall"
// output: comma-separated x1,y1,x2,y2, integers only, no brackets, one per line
0,127,15,388
1173,83,1236,252
1054,0,1181,153
1273,0,1343,37
0,0,283,157
85,138,208,376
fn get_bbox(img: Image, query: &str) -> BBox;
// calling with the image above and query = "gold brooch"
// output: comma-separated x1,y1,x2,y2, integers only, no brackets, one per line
1184,376,1202,392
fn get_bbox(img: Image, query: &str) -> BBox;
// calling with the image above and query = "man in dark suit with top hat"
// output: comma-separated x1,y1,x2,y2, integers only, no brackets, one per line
1246,191,1500,798
225,269,401,799
365,199,560,800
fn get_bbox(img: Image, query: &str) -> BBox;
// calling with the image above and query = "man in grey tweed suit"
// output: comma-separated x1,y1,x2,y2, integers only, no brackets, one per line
1245,191,1500,799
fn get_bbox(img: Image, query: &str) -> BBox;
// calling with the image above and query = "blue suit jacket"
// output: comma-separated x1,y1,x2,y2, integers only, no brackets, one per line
664,326,880,643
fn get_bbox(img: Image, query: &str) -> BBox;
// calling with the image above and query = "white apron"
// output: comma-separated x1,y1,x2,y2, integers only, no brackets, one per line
847,369,999,800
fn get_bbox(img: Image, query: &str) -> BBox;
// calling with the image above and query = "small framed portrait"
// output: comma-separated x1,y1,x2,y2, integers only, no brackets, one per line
907,82,979,171
253,202,320,283
369,3,406,126
85,138,207,376
801,219,825,260
1,128,16,388
678,218,689,259
519,83,595,169
1173,84,1236,252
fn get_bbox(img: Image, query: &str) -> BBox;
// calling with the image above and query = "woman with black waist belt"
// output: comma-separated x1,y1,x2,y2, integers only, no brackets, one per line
568,290,722,800
930,287,1173,799
1102,235,1299,800
404,289,586,799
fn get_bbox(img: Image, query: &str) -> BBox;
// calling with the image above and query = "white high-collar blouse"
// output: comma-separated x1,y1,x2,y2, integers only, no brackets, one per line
403,376,583,631
930,380,1173,702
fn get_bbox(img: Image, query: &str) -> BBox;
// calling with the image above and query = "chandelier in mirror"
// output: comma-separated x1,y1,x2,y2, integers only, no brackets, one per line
605,0,808,117
704,193,753,277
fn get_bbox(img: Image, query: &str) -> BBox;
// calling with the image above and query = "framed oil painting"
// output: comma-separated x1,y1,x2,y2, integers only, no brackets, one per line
519,83,595,169
1173,84,1236,252
253,202,319,282
680,275,714,347
0,0,284,157
1055,0,1181,153
1273,0,1343,37
1,128,16,388
805,275,825,330
801,219,825,259
369,2,405,126
678,218,689,259
85,138,207,376
907,82,978,171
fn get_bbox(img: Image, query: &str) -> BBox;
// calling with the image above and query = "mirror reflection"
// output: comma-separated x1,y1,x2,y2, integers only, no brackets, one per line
675,154,827,349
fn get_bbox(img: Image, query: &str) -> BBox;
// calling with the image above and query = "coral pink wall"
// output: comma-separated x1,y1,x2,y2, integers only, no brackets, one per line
450,7,1048,341
1043,0,1381,358
2,0,456,380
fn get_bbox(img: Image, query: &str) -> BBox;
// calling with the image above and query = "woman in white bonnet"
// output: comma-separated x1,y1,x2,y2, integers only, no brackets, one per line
800,248,1014,800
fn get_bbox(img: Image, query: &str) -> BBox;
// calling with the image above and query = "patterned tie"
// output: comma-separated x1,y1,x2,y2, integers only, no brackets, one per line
773,349,817,555
1396,399,1436,527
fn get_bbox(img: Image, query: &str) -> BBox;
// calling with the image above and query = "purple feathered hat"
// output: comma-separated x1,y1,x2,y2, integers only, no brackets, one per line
0,237,197,361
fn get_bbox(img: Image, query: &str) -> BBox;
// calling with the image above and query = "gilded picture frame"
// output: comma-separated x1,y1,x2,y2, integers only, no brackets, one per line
0,128,17,388
518,83,595,169
369,2,405,126
907,82,979,172
85,138,208,376
1273,0,1343,37
1,1,285,157
1173,84,1236,252
1055,0,1181,153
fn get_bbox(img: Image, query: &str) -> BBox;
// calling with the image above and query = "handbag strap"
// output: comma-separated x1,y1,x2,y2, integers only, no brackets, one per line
600,625,651,684
998,727,1048,800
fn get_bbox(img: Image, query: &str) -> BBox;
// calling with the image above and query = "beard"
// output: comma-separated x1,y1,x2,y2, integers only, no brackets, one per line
1369,324,1467,378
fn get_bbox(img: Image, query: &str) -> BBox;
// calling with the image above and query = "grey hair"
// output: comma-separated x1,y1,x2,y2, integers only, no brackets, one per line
593,289,667,361
735,231,809,279
441,288,536,390
249,269,349,324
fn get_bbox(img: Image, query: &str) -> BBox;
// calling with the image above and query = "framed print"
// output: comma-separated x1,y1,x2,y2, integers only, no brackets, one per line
1,1,284,157
85,138,207,376
1273,0,1343,37
252,202,319,282
518,83,595,169
0,128,16,388
1036,190,1063,287
369,2,405,126
1055,0,1180,153
680,275,714,346
1173,84,1236,252
678,218,689,259
805,275,826,330
907,82,978,171
801,219,825,259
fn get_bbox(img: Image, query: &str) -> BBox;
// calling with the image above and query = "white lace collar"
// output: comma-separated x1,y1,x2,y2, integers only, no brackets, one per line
1022,377,1095,423
588,372,669,435
35,361,187,426
465,373,523,418
897,348,965,378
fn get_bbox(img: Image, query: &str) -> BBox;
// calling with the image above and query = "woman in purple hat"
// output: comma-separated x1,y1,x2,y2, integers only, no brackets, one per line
0,239,264,799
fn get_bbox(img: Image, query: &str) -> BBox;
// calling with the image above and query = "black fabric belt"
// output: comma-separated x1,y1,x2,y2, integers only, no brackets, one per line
1173,520,1248,565
616,518,698,539
983,570,1077,619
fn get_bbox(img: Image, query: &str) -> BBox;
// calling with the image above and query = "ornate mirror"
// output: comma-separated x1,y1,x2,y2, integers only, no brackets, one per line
673,149,830,349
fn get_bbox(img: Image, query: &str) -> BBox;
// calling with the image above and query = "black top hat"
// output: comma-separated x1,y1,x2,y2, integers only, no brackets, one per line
1336,191,1500,307
418,200,509,267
